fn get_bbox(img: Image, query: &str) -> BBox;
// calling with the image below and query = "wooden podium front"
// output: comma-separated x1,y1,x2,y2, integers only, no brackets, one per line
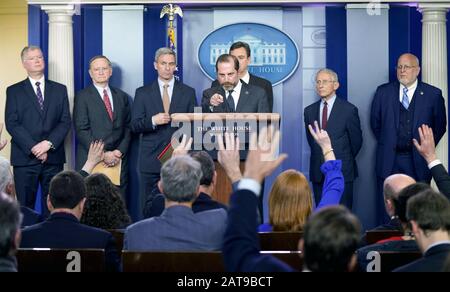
172,113,280,205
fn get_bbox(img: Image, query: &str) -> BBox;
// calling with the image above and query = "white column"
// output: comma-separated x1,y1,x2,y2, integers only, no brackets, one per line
419,3,450,170
42,4,76,169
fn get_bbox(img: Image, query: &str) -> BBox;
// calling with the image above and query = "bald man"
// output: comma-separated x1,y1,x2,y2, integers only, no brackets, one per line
371,53,446,224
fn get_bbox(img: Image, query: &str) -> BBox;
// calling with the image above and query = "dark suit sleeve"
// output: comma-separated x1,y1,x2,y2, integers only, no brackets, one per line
131,88,156,134
202,89,213,112
5,86,37,154
370,87,382,141
73,92,95,150
223,189,294,272
117,95,132,154
430,164,450,200
346,106,363,157
303,108,314,148
47,86,71,149
432,90,447,145
265,82,274,112
257,91,270,113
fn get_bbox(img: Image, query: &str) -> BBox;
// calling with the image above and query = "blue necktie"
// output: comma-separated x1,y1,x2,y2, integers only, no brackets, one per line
402,87,409,110
35,82,44,110
226,89,235,112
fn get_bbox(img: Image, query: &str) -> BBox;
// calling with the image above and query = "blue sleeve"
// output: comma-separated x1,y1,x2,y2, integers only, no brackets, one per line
315,160,344,211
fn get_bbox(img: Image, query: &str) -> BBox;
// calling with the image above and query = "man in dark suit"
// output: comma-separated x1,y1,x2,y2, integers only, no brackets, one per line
131,47,197,211
20,171,120,272
202,54,270,114
394,189,450,272
73,55,131,196
371,53,447,224
304,68,362,210
211,41,273,111
5,46,71,215
124,156,227,251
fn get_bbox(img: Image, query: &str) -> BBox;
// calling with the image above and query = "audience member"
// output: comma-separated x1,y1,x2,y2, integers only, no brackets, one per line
258,121,344,232
124,156,227,251
359,173,416,246
394,189,450,272
222,126,361,272
20,171,120,272
357,183,430,271
81,173,131,230
0,193,22,272
0,156,43,227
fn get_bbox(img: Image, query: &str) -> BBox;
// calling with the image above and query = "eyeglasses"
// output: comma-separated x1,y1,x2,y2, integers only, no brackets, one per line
316,79,335,86
396,65,417,71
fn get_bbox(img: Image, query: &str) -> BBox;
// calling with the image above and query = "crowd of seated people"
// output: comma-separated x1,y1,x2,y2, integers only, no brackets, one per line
1,121,450,272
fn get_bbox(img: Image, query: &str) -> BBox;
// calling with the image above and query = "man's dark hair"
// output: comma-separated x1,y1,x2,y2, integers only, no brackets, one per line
215,54,239,72
303,206,361,272
189,151,215,186
49,171,86,209
230,41,251,57
393,183,431,223
0,195,22,257
407,189,450,233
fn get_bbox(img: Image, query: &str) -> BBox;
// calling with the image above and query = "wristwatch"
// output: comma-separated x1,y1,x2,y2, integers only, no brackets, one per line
47,140,55,150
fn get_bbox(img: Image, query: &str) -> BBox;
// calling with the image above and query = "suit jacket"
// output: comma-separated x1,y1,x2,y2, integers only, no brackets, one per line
394,243,450,272
21,206,44,228
131,80,197,173
430,164,450,200
20,212,120,272
73,85,131,170
211,73,273,111
5,79,71,166
202,82,270,113
304,98,362,183
124,205,227,251
371,81,447,181
223,189,296,272
193,192,228,213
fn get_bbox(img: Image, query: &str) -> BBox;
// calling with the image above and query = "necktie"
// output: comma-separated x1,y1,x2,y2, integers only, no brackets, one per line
226,89,235,112
35,82,44,110
402,87,410,110
322,101,328,130
163,83,170,113
103,89,113,121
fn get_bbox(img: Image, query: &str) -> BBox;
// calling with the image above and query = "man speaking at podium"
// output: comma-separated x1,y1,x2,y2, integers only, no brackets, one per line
202,54,270,114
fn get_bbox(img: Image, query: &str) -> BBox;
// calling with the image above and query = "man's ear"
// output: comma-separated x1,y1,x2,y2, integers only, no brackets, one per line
158,180,163,194
47,195,54,212
348,254,357,272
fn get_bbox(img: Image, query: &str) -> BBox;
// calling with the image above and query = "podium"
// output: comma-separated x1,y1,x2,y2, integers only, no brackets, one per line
171,112,280,205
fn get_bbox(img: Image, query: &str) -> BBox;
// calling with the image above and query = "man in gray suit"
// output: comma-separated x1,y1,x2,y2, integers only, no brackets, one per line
202,54,270,113
73,55,131,196
124,155,227,251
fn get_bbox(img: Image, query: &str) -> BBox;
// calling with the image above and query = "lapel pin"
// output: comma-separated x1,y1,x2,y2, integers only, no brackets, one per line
245,91,249,95
420,91,424,95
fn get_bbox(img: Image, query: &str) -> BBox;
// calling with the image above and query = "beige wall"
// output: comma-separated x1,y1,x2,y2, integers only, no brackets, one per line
0,0,28,159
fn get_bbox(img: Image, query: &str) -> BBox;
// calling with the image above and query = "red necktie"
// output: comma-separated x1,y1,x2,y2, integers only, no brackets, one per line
322,101,328,129
103,89,113,121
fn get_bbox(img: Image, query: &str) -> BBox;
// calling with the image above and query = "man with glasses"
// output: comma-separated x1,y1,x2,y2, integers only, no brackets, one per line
370,53,446,225
304,68,362,210
5,46,71,216
73,55,131,197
